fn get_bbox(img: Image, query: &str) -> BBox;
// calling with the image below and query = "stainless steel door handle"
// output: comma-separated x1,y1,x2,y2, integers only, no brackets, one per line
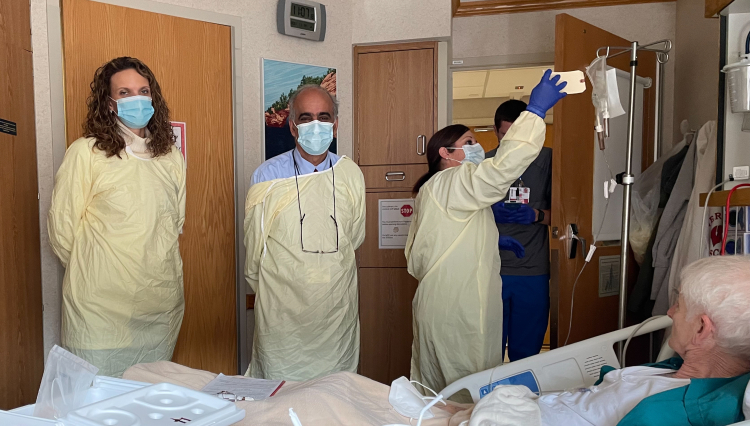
416,135,426,155
385,171,406,181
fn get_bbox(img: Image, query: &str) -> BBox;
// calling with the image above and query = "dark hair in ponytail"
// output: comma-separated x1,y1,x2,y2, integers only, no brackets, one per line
413,124,471,194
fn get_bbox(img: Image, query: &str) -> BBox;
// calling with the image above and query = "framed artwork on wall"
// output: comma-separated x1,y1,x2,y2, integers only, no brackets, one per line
262,59,337,160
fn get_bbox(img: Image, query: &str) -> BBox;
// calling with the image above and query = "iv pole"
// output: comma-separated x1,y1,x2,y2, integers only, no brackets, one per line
595,40,671,363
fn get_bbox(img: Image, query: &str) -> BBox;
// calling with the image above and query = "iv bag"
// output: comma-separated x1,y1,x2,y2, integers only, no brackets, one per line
586,56,608,130
586,57,626,128
605,68,626,118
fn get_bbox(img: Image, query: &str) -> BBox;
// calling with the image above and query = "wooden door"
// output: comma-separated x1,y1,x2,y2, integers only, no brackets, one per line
470,127,498,153
0,0,45,409
472,124,554,153
551,14,657,347
354,42,438,166
61,0,237,373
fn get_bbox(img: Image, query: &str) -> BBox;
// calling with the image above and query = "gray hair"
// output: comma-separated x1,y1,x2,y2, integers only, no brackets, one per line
288,84,338,122
680,256,750,358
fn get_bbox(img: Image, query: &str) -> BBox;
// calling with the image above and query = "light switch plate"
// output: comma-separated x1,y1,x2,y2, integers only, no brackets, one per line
733,165,750,180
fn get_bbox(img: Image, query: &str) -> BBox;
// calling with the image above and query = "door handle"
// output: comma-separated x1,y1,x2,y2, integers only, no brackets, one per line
416,135,426,156
385,171,406,181
567,224,579,259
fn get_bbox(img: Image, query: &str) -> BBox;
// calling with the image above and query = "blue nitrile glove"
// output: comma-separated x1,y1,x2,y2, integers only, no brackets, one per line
499,236,525,259
491,202,506,223
492,202,536,225
526,69,568,119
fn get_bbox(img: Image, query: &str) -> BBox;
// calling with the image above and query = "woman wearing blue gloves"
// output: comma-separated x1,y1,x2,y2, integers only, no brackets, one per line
405,70,566,397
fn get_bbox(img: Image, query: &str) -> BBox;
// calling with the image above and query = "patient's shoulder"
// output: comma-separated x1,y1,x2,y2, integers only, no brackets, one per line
618,372,749,426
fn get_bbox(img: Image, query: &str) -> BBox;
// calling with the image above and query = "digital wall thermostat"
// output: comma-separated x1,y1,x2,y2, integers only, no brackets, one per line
277,0,326,42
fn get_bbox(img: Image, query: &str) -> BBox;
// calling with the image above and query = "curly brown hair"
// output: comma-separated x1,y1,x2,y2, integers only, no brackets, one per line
84,57,175,158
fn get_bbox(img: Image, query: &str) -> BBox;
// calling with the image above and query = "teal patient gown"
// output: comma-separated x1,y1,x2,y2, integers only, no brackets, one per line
596,357,749,426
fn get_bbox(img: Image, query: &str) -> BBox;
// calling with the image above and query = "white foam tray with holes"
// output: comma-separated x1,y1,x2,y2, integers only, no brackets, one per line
1,376,148,426
0,377,246,426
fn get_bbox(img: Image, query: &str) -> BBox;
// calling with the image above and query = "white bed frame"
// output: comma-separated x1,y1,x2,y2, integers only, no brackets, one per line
440,316,750,426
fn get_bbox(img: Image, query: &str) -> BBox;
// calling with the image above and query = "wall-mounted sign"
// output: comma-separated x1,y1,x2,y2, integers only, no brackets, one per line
0,118,17,136
262,59,336,160
379,198,415,249
171,121,186,164
708,209,724,256
598,255,620,298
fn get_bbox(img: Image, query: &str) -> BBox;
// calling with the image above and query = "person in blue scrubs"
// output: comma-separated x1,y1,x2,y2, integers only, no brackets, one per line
487,100,552,362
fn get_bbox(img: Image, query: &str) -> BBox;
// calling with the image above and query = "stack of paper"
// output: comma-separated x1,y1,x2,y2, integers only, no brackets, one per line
201,374,284,401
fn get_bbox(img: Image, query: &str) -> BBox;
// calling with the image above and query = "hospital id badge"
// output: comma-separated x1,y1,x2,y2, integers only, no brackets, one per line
508,187,531,204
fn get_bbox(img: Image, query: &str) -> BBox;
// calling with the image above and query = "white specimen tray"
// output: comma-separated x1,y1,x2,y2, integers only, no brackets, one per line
0,376,246,426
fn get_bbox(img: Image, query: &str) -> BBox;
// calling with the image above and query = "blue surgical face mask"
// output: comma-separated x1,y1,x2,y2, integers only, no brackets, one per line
111,95,154,129
447,143,485,166
294,120,335,155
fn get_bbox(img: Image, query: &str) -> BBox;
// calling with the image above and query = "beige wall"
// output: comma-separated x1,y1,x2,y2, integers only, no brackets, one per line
31,0,59,360
351,0,452,44
672,0,720,140
452,2,678,147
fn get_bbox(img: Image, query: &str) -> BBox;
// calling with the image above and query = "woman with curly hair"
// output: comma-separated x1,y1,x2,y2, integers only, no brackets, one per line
48,57,186,377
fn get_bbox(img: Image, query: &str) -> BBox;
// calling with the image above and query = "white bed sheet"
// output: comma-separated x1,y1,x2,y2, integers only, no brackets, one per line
123,362,469,426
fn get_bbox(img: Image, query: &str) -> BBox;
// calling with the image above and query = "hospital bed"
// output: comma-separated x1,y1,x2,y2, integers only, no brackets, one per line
4,316,748,426
440,315,750,425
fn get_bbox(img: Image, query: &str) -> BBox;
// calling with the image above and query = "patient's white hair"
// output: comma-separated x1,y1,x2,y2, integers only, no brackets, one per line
680,256,750,358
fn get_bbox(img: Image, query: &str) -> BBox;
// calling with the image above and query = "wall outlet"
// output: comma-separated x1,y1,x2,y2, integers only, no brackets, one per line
734,166,750,180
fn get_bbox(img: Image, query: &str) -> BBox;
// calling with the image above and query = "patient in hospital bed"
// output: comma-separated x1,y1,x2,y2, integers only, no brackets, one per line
465,256,750,426
123,257,750,426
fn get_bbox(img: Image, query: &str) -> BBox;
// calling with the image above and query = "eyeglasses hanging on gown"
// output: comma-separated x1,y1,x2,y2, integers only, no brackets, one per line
293,154,339,254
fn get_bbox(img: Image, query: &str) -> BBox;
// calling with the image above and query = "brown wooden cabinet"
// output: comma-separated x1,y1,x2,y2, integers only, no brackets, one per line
355,43,438,166
706,0,733,17
354,42,437,384
360,192,415,269
358,268,419,384
360,164,428,192
453,0,678,17
0,0,44,409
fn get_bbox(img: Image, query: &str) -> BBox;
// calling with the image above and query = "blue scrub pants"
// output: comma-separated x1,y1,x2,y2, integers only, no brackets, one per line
501,274,550,362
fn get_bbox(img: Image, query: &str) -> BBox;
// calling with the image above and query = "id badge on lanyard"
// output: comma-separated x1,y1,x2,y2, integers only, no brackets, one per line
508,177,530,205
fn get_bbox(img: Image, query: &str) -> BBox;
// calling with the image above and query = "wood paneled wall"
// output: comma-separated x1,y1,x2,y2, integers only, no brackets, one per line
453,0,676,17
0,0,45,409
